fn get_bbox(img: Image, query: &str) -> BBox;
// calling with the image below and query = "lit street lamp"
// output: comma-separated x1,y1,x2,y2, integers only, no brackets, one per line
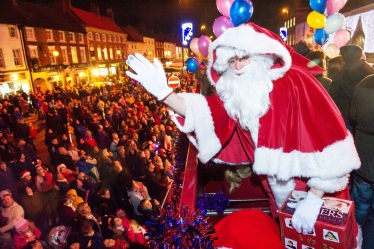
201,25,206,35
282,8,289,19
52,50,61,85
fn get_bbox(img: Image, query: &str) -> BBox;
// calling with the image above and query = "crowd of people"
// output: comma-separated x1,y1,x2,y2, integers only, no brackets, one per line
0,74,197,249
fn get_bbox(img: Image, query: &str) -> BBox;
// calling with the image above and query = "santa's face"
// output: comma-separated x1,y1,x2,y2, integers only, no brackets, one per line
215,54,274,143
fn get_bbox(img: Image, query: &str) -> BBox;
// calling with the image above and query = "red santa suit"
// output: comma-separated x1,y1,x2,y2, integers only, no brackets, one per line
169,23,360,218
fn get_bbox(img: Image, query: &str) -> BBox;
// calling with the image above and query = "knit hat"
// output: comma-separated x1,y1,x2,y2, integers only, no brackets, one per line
213,210,284,249
66,189,77,197
57,164,67,172
20,170,31,179
0,189,12,199
14,218,29,233
340,44,363,63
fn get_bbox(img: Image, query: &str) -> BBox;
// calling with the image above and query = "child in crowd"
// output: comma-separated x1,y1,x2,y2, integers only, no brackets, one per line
79,223,104,249
13,218,44,249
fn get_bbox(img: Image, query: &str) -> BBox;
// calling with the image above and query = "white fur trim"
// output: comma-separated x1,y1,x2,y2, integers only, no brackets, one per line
213,158,249,165
169,93,221,163
207,24,292,84
267,176,295,208
253,132,360,193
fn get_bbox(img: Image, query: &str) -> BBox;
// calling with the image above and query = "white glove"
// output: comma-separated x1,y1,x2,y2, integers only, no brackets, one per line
291,191,323,234
126,53,173,100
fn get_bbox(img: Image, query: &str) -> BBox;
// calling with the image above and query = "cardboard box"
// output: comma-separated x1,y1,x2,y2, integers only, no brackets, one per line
279,190,356,249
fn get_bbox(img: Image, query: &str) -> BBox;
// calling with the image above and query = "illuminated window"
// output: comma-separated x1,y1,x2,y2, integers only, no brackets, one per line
80,47,86,63
26,28,35,40
29,46,38,58
109,47,113,59
59,31,65,42
13,49,22,66
79,34,84,43
49,47,57,64
71,47,78,63
69,33,75,43
61,47,68,64
103,47,108,60
46,30,53,41
0,49,5,68
97,47,102,60
8,26,17,38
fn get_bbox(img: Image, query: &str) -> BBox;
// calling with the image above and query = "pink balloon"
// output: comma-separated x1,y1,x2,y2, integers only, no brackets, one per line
326,0,347,16
216,0,235,17
190,38,200,55
213,16,234,38
334,29,350,48
198,35,212,57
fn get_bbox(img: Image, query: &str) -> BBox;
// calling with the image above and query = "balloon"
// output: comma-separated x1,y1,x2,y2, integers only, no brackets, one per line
334,29,350,48
213,16,234,38
197,35,212,57
310,0,327,13
314,29,329,45
198,52,205,64
307,11,326,29
216,0,234,17
230,0,253,27
325,43,340,58
324,13,345,34
326,0,347,16
186,58,198,73
190,38,200,55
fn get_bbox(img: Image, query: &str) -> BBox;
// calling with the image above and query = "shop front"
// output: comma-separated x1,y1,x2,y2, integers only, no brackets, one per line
0,71,32,95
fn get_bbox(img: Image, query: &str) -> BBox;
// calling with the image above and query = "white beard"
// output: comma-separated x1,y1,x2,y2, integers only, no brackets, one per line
215,55,274,145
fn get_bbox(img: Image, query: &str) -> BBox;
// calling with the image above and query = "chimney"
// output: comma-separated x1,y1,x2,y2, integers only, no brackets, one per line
90,3,100,16
106,8,114,21
55,0,71,13
12,0,18,6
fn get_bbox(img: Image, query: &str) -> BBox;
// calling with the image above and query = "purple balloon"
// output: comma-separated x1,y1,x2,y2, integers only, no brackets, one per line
198,35,212,57
213,16,234,38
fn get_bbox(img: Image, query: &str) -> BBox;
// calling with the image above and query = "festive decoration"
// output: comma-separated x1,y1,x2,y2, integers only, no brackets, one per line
230,0,254,27
190,37,200,55
325,43,340,58
216,0,235,17
334,29,350,48
310,0,327,14
146,204,215,248
324,13,345,34
314,28,329,45
213,16,234,38
307,10,326,29
186,58,198,73
326,0,347,16
197,35,212,57
196,191,230,215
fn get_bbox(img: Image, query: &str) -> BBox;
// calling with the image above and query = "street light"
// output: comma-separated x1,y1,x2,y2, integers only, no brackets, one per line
282,8,289,19
201,25,206,35
52,50,61,86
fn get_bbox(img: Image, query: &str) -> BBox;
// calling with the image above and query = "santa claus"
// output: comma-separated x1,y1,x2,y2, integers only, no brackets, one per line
126,23,360,239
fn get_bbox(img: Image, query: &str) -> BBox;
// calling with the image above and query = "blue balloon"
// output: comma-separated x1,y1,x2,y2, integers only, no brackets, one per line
310,0,327,14
230,0,253,27
186,58,198,73
314,28,329,45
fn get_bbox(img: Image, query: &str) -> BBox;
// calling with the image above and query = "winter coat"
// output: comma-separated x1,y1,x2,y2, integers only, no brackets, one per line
350,75,374,182
330,60,374,121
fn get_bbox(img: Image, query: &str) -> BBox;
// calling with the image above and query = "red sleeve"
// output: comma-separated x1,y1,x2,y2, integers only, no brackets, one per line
33,227,42,239
13,234,29,249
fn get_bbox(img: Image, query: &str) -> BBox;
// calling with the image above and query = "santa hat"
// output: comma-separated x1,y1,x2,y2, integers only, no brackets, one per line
20,170,31,179
14,218,29,233
213,210,284,249
57,164,67,172
206,23,324,85
0,189,12,199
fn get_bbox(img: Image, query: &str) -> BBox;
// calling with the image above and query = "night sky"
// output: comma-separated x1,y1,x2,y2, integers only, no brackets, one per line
20,0,374,39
